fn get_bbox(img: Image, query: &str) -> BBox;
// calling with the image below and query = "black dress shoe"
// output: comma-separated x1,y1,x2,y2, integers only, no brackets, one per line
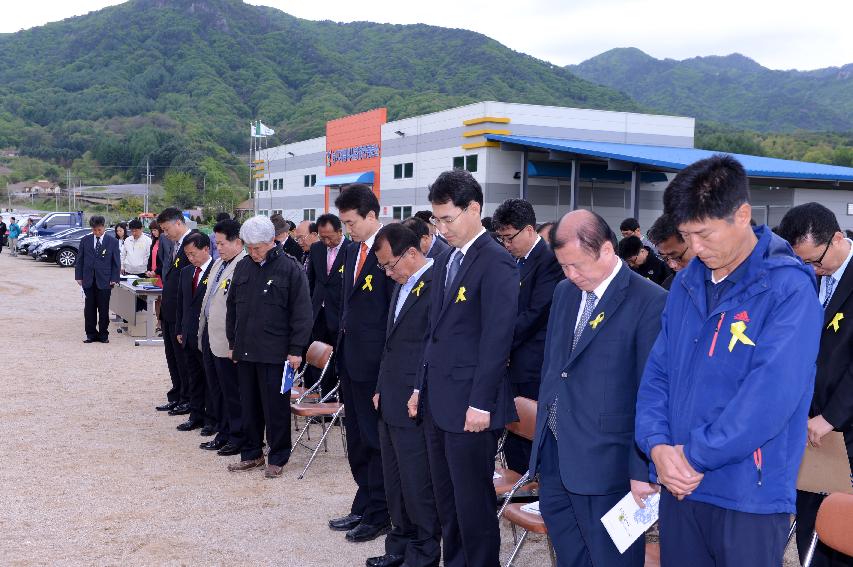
200,438,226,450
99,337,110,343
329,513,363,531
346,522,392,542
199,426,216,437
216,443,241,456
176,419,203,431
366,554,405,567
156,401,179,412
168,404,190,416
83,338,96,343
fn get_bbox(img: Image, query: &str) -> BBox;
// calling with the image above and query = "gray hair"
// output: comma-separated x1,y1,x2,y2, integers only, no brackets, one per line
240,215,276,245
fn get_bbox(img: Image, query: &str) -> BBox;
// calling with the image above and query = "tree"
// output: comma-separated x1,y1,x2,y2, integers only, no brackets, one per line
163,171,198,209
115,196,144,220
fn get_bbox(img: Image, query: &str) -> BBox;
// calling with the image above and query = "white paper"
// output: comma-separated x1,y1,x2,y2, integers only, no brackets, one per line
600,492,659,554
493,472,501,480
520,501,540,515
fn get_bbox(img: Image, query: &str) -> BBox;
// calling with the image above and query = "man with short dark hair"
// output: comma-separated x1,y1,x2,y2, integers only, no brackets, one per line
617,235,672,287
154,207,194,414
402,216,449,259
121,219,152,276
75,215,121,343
530,209,665,567
226,215,312,478
647,213,695,289
778,202,853,567
619,217,655,249
330,185,394,542
306,213,352,397
367,223,440,567
636,155,823,566
198,219,247,456
492,198,564,474
418,169,519,566
175,232,214,432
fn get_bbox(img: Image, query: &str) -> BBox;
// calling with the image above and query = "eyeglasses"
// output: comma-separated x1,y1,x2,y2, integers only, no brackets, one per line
496,227,525,244
660,247,689,265
804,240,832,267
378,253,406,273
429,207,468,227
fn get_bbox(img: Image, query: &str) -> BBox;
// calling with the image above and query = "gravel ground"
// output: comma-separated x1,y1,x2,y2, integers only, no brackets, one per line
0,252,800,566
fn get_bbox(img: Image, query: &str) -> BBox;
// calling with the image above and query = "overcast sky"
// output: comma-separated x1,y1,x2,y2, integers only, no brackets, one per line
1,0,850,70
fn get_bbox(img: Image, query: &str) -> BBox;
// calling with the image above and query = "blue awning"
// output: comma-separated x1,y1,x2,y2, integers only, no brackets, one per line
487,135,853,185
315,171,374,186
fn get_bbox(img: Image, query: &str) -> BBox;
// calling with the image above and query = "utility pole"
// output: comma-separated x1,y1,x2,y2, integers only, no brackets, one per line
67,169,71,211
145,159,150,214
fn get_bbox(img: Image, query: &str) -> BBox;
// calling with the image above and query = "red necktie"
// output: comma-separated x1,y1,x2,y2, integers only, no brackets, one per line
192,266,201,295
355,242,368,280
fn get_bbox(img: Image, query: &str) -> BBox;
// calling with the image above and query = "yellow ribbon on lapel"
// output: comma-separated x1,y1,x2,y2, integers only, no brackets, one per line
174,258,180,268
828,312,844,333
412,281,425,297
589,312,605,329
455,286,466,303
338,265,344,274
202,278,208,285
362,274,373,292
728,320,756,352
267,279,274,285
219,278,229,290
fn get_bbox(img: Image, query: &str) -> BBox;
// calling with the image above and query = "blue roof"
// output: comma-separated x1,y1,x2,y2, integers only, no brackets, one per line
315,171,374,186
486,135,853,184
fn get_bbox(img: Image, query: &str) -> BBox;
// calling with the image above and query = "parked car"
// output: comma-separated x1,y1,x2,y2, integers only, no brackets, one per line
32,228,91,266
24,227,81,258
28,211,84,237
16,234,42,255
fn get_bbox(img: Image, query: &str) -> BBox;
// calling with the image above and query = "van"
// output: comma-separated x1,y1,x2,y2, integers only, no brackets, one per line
30,211,84,237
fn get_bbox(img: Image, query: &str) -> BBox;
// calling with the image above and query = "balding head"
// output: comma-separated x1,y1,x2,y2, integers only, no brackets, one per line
294,220,318,252
552,210,619,292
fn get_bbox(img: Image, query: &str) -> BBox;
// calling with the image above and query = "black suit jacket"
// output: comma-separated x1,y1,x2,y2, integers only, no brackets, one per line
814,261,853,461
510,238,564,385
529,263,666,494
75,233,120,289
306,239,353,334
338,237,395,383
176,261,213,350
426,235,450,259
156,232,195,323
281,235,304,263
418,232,520,432
376,266,434,428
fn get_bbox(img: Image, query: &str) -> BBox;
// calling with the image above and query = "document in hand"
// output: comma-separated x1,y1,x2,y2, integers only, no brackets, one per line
600,491,660,554
280,363,296,395
797,431,853,495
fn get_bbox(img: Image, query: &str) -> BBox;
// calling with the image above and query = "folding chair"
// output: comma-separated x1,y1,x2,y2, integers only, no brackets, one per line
290,341,333,403
803,493,853,566
495,397,539,504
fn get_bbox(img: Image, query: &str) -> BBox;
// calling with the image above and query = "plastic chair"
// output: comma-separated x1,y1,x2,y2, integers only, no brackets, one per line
803,493,853,566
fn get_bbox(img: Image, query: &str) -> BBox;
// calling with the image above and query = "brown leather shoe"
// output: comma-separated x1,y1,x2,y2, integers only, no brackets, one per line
227,457,264,472
264,464,283,478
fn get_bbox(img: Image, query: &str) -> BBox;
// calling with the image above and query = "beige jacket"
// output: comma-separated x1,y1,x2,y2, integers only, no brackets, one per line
198,250,247,357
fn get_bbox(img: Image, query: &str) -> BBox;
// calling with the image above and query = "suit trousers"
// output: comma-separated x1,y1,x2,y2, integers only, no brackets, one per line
423,394,501,567
379,417,441,567
340,373,389,525
184,343,209,424
83,285,112,340
659,488,788,567
797,490,853,567
214,353,244,448
161,319,189,404
538,430,644,567
201,328,225,437
504,380,540,474
238,361,291,467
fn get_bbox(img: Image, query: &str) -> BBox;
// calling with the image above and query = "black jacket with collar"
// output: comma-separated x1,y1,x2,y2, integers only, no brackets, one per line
176,261,213,350
306,239,354,334
225,244,313,364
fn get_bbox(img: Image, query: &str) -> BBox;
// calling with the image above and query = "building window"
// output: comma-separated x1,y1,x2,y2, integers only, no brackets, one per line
393,163,413,179
304,208,316,221
259,209,269,217
311,174,317,186
393,205,413,220
452,155,478,173
394,164,403,179
257,180,269,192
304,174,317,187
273,209,283,216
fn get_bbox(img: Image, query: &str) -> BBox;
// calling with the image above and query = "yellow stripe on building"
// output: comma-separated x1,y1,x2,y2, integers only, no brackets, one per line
463,128,511,138
463,116,511,126
462,141,501,150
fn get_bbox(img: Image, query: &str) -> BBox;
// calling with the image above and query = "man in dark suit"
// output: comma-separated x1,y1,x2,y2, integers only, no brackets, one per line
529,210,666,567
329,185,394,543
492,198,564,474
306,213,352,396
779,203,853,567
367,224,440,567
416,169,519,567
272,213,305,262
75,215,120,343
175,232,214,432
402,216,449,259
154,208,195,415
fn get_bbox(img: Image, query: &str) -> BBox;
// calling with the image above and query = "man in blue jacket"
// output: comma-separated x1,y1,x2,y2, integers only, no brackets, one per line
635,155,823,566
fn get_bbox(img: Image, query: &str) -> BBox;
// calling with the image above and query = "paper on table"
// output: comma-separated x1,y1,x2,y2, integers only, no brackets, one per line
520,500,540,515
600,491,660,554
797,431,853,495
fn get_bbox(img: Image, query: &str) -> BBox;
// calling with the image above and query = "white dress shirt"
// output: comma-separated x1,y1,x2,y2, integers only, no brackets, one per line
394,259,434,322
575,257,622,330
354,226,382,284
820,238,853,306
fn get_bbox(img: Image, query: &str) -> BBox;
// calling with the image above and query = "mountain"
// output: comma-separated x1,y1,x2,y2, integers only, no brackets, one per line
569,47,853,132
0,0,636,182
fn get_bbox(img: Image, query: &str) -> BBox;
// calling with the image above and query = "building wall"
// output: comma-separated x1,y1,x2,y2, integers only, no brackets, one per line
794,188,853,231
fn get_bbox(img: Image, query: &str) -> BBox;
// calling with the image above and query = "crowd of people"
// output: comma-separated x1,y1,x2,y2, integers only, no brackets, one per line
70,158,853,567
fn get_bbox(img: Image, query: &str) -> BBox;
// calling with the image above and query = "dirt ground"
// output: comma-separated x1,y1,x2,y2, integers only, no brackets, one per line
0,252,800,566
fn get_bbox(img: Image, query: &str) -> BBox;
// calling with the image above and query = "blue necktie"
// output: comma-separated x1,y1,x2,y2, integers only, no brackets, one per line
823,276,836,309
445,250,462,300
